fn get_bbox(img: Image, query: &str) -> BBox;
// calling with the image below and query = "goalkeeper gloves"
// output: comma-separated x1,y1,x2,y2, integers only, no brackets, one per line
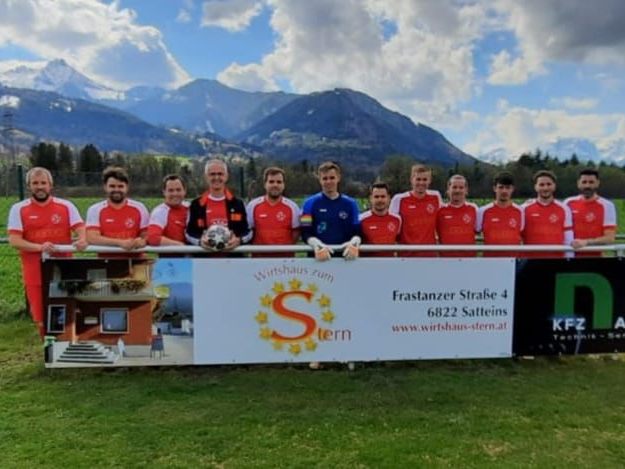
307,237,333,261
342,236,361,260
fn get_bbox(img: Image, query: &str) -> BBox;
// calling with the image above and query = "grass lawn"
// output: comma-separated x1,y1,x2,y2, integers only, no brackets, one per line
3,318,625,467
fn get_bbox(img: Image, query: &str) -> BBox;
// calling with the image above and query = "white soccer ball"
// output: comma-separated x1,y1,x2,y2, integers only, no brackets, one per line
201,224,231,251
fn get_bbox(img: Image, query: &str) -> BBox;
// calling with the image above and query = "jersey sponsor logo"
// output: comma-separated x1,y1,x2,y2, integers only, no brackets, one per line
28,215,38,219
51,214,62,225
338,211,348,220
105,218,115,223
549,214,559,224
462,214,472,224
491,217,500,222
125,217,136,229
254,279,350,356
259,213,268,218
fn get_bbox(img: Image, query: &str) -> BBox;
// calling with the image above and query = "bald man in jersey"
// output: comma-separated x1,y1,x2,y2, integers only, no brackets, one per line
8,167,87,337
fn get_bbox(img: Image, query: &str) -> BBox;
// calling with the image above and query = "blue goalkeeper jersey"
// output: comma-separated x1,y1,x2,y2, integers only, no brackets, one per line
300,192,361,244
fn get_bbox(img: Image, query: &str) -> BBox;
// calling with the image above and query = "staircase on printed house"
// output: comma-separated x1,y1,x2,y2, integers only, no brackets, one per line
57,341,119,364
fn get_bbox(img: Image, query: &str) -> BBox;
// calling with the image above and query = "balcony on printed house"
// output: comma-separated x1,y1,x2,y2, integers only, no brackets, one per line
48,278,162,302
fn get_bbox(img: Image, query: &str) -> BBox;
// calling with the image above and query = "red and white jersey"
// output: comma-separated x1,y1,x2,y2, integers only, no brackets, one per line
204,195,228,227
477,203,524,257
86,199,149,239
390,190,442,256
564,195,617,240
436,202,478,257
8,197,84,285
522,199,572,257
359,210,401,257
246,196,300,245
147,202,189,245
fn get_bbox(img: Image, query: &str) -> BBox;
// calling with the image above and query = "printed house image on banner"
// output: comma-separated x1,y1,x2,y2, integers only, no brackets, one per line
42,258,193,367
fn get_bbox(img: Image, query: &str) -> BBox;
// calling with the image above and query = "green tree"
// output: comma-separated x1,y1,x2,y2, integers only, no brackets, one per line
57,143,73,172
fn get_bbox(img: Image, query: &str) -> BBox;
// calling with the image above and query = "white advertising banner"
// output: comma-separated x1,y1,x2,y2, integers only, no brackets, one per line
193,258,515,364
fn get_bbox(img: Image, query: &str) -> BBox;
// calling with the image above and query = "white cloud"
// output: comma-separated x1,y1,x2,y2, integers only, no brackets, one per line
464,105,625,159
488,0,625,85
176,8,192,23
201,0,263,32
218,0,488,125
550,97,598,111
0,0,190,89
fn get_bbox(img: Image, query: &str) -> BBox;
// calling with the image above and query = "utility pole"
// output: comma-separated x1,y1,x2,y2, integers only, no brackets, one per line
2,109,16,196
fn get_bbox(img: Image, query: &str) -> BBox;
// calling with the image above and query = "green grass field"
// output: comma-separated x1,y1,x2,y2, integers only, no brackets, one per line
2,197,625,466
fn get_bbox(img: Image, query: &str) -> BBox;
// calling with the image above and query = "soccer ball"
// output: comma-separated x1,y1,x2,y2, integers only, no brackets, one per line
200,224,231,251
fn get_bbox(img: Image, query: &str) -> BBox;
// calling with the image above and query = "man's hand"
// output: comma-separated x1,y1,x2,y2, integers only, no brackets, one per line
308,237,333,261
342,236,361,260
225,234,241,251
571,238,589,250
40,242,56,254
73,238,88,251
118,238,136,251
131,237,147,250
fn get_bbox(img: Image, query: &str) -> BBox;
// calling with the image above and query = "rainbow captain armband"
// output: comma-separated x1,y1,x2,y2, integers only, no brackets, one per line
300,214,313,227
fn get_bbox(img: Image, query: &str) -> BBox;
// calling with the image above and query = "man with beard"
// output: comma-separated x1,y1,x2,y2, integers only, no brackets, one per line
436,175,478,257
246,167,300,256
476,172,524,257
8,167,87,337
522,170,573,258
186,159,251,251
565,168,617,257
148,174,189,246
86,166,149,254
359,182,401,257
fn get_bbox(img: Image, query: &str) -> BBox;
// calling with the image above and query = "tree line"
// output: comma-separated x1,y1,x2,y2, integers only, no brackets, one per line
24,142,625,199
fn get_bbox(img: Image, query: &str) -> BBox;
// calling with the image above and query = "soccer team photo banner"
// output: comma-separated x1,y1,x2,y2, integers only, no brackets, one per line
42,257,515,367
513,258,625,355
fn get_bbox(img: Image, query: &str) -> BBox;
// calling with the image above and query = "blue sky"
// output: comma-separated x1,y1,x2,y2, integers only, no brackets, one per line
0,0,624,160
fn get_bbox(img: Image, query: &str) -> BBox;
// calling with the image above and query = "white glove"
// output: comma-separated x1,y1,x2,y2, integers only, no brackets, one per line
342,236,361,260
308,237,333,261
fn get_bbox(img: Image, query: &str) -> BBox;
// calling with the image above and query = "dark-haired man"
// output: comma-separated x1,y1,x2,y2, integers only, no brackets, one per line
148,174,189,246
565,168,617,256
522,170,573,258
360,182,401,257
246,167,300,256
477,171,524,257
86,166,149,252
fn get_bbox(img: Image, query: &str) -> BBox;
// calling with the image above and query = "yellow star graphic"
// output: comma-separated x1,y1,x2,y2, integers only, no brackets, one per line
321,310,335,323
272,341,284,351
260,294,272,307
255,311,268,324
289,278,302,290
289,343,302,356
318,294,331,308
259,327,272,340
272,282,285,293
304,338,317,351
307,283,318,293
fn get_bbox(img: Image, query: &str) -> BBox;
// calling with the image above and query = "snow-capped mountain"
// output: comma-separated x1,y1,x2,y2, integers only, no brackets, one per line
544,138,603,163
0,59,123,100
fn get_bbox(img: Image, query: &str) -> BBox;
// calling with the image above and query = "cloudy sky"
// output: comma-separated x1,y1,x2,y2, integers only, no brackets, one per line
0,0,624,159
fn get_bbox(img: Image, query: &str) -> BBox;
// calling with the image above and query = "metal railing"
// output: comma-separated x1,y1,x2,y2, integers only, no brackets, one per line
44,243,625,256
